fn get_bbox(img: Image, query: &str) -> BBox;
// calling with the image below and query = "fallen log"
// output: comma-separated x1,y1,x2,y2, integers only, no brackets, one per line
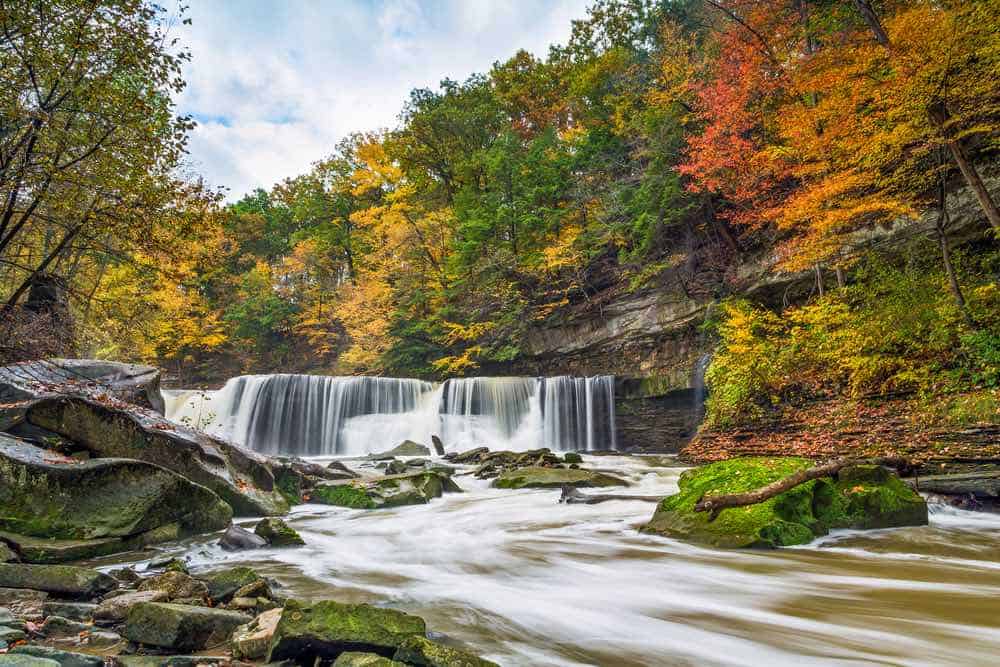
694,457,907,514
559,485,661,505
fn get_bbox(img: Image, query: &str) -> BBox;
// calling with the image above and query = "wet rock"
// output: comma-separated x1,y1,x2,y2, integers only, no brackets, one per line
114,656,234,666
0,564,116,598
25,395,288,517
393,635,500,667
385,460,408,475
0,587,47,619
204,567,262,603
0,607,18,627
0,531,125,565
563,452,583,464
0,625,26,642
492,466,629,489
109,567,142,585
0,654,60,666
137,571,207,602
231,606,281,660
41,601,94,622
123,601,250,651
219,525,268,551
39,614,90,638
447,447,489,464
311,471,461,509
8,645,103,667
95,589,169,623
913,470,1000,498
254,518,304,547
642,458,928,548
272,458,359,505
81,628,123,650
431,435,445,456
147,556,189,574
335,652,407,666
370,441,431,459
0,542,16,562
232,579,272,601
0,434,232,552
266,598,426,663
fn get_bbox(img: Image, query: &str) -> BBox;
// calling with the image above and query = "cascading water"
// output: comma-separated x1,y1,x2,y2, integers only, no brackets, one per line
164,374,617,456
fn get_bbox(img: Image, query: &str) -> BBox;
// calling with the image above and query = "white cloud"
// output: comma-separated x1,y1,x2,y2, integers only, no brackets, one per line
171,0,591,199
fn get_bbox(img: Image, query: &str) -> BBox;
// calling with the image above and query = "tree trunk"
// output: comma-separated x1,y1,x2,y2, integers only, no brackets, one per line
935,170,975,327
835,266,845,288
814,264,825,297
852,0,890,47
928,102,1000,233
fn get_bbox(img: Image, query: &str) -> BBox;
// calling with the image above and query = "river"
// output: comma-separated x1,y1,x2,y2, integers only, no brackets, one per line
92,455,1000,666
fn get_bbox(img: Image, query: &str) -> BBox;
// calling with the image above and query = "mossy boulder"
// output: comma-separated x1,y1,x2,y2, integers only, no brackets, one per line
266,598,426,663
0,655,60,666
562,452,583,464
370,441,431,459
642,457,928,548
0,434,231,548
0,563,116,598
393,635,499,667
138,571,208,601
204,566,263,603
312,471,460,509
254,517,305,546
123,602,250,651
335,652,407,666
8,645,104,667
492,466,628,489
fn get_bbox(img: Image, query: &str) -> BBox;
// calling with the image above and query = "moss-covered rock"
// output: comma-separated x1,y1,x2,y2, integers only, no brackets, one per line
254,517,305,546
642,457,928,548
370,441,431,459
312,471,460,509
0,654,60,666
393,635,499,667
0,563,117,598
138,571,208,601
204,566,262,603
95,589,169,623
492,466,628,489
335,652,408,666
562,452,583,464
0,434,232,547
266,598,426,663
0,542,16,562
8,645,104,667
123,602,250,651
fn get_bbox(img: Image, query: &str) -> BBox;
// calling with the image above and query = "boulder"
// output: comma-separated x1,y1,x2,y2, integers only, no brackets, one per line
204,567,262,603
0,542,17,562
492,466,629,489
271,458,359,505
642,458,929,548
0,587,48,619
0,434,231,548
231,607,282,660
393,635,500,667
219,525,267,551
123,602,250,651
431,435,445,456
41,601,94,622
8,645,103,667
0,531,130,565
0,358,164,414
0,625,26,642
39,614,90,638
266,598,426,663
563,452,583,464
370,441,431,459
311,472,461,509
24,395,287,517
0,655,60,666
254,518,305,547
335,652,408,666
384,460,408,475
447,447,489,464
0,563,116,598
95,589,169,623
137,571,208,601
914,470,1000,498
114,657,232,667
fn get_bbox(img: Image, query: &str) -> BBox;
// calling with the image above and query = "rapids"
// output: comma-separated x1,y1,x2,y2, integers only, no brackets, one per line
90,455,1000,667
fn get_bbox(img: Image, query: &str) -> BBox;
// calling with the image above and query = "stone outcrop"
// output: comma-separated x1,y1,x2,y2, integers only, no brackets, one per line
492,466,629,489
123,602,250,651
311,471,462,509
0,563,117,598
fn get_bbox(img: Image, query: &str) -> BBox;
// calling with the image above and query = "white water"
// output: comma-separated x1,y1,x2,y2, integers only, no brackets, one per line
164,374,616,456
107,455,1000,666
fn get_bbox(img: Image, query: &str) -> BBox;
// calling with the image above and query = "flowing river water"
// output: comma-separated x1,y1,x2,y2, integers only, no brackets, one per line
92,455,1000,667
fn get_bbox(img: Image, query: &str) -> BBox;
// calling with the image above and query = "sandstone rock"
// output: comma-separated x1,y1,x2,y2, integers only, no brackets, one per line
219,525,267,551
266,598,426,663
254,517,305,547
39,614,89,639
231,606,281,660
123,602,250,651
0,587,47,619
0,564,116,598
137,571,208,601
0,358,164,414
393,635,500,667
95,589,169,623
492,466,628,489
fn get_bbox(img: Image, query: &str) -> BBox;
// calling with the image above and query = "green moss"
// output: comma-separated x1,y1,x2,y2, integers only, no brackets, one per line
311,483,377,509
393,635,499,667
205,566,262,602
274,469,303,506
492,467,629,489
642,457,928,548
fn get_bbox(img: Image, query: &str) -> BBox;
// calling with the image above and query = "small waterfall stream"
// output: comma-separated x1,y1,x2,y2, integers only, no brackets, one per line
164,374,617,455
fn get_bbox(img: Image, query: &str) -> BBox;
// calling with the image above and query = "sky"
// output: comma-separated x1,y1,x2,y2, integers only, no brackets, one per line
173,0,592,199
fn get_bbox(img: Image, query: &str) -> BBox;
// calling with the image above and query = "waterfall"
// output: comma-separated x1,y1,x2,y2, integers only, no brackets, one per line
166,374,617,456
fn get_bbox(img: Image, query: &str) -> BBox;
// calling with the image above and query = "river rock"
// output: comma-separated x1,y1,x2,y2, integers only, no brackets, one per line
137,571,208,601
24,395,288,517
39,614,89,638
370,441,431,459
254,517,305,546
393,635,500,667
41,601,94,622
0,625,26,642
0,542,17,563
913,470,1000,498
8,645,103,667
123,602,249,651
219,525,268,551
311,471,461,509
335,652,407,666
384,460,408,475
0,434,232,546
642,458,929,548
95,589,169,623
431,435,445,456
0,564,116,598
114,657,232,666
0,587,47,619
266,598,426,663
0,358,164,414
0,655,60,666
231,606,281,660
492,466,629,489
447,447,489,464
563,452,583,464
204,567,262,603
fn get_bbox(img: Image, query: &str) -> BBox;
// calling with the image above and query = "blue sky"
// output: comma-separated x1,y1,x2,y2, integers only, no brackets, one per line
173,0,591,199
